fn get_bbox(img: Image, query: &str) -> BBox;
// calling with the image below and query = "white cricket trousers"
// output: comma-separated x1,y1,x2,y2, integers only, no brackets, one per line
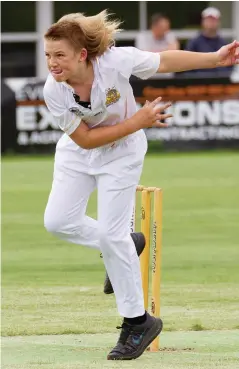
44,130,148,318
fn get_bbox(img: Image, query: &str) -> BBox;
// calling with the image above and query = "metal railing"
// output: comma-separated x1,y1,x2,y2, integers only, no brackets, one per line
1,29,235,43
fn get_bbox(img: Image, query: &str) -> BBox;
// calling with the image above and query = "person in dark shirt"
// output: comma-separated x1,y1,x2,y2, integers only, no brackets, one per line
185,7,233,77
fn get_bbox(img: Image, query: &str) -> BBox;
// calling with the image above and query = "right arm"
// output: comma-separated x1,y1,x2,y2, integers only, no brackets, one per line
70,99,172,149
70,118,140,149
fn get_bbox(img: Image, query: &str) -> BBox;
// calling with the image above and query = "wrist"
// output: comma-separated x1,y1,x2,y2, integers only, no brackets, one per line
211,52,220,67
126,116,142,132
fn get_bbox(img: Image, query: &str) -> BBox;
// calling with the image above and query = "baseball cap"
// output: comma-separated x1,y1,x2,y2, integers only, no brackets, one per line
201,7,221,19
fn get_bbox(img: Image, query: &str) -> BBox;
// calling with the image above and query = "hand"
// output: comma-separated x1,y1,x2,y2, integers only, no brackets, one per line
134,97,172,129
216,40,239,67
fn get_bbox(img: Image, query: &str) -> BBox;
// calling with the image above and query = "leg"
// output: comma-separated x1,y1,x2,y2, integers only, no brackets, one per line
95,133,163,360
97,164,145,318
103,232,146,294
44,149,146,288
44,160,99,249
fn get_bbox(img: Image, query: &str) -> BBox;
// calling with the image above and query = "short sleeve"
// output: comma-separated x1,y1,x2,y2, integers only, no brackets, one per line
125,47,160,79
104,47,160,80
43,78,81,135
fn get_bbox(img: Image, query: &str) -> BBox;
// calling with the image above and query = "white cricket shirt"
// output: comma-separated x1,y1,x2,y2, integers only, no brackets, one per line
43,46,160,136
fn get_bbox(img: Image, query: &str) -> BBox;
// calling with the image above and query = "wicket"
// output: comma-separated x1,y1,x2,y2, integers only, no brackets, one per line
130,185,163,352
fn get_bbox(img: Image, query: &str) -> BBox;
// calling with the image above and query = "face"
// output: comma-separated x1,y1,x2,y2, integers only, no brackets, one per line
202,16,220,33
152,18,170,39
44,39,87,82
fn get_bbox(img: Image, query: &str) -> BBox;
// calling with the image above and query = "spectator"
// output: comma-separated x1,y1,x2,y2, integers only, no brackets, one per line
185,7,233,77
136,13,180,52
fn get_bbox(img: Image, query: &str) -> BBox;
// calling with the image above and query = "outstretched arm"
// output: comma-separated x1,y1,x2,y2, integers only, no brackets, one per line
158,40,239,73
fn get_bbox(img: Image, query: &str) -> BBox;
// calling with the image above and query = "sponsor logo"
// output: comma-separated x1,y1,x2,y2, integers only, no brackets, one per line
69,107,84,117
132,334,143,345
94,111,103,116
105,87,120,107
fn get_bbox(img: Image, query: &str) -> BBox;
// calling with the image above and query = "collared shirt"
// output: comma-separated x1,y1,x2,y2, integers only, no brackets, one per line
136,31,177,52
43,47,160,136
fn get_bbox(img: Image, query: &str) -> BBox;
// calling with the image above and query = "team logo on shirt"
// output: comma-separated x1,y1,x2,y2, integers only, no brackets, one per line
69,107,84,117
105,87,120,107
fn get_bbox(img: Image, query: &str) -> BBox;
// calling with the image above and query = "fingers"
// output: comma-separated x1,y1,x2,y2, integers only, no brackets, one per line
143,97,171,112
232,40,239,47
153,122,168,128
151,113,173,129
228,40,239,50
149,96,162,107
156,113,173,120
152,113,173,128
142,98,173,127
154,101,172,114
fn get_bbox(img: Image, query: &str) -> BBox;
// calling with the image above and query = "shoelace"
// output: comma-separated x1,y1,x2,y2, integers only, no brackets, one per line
116,323,131,345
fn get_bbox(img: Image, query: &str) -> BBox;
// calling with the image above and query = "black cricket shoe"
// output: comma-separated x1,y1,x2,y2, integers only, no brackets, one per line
107,312,163,360
109,322,131,353
103,232,146,295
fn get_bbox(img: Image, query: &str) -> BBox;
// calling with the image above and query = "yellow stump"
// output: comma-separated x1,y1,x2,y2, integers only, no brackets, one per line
150,188,162,352
140,190,151,310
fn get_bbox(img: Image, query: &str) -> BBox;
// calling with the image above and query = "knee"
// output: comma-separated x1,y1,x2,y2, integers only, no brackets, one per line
98,228,115,245
44,211,65,234
99,227,128,255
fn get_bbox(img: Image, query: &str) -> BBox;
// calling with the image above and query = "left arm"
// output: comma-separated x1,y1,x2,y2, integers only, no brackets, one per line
158,50,218,73
158,40,239,73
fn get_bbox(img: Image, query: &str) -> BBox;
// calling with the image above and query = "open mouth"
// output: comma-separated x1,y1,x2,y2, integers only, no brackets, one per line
51,69,63,76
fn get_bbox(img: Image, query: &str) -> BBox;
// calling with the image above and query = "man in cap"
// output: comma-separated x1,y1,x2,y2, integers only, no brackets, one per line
185,7,233,76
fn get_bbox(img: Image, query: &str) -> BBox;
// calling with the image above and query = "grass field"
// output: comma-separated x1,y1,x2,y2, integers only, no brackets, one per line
2,151,239,368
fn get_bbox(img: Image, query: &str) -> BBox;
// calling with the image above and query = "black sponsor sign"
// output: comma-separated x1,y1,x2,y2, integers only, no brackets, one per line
2,76,239,153
3,79,62,153
131,76,239,150
1,81,17,153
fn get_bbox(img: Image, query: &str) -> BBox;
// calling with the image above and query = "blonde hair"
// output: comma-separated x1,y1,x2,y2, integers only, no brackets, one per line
44,10,122,59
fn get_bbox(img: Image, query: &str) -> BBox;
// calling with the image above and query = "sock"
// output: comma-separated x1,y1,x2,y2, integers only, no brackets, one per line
124,311,147,325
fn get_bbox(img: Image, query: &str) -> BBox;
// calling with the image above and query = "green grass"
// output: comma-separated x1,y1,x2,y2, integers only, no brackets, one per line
2,152,239,368
2,331,239,369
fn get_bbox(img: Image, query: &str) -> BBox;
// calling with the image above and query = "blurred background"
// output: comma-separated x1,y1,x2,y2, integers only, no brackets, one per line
2,4,239,367
1,1,239,78
1,1,239,155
